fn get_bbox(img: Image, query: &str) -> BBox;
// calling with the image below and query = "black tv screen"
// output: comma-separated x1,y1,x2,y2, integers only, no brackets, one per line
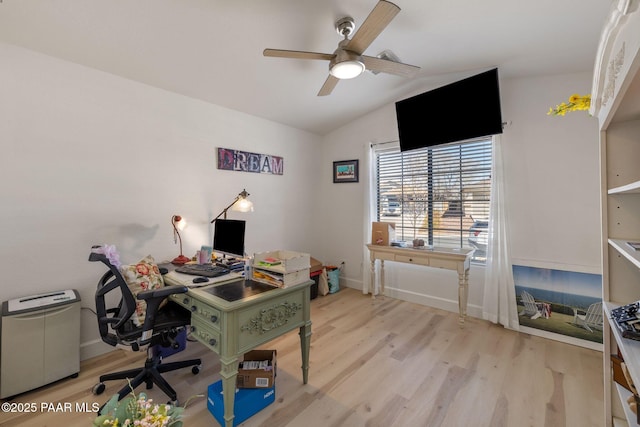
395,68,503,151
213,219,246,258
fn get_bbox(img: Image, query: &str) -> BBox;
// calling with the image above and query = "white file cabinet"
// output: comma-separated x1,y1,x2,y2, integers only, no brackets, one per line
0,290,81,398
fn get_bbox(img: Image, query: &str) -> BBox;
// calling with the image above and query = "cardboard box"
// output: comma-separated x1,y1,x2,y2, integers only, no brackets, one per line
611,354,633,392
371,222,396,245
207,380,275,427
310,257,323,274
237,349,277,388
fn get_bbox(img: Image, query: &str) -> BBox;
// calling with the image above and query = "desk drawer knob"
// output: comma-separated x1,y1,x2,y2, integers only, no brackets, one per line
210,315,218,323
183,298,189,305
191,325,196,332
191,305,197,312
209,338,217,347
409,258,413,262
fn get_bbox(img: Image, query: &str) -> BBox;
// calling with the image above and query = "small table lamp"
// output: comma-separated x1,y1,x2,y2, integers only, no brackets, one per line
171,215,190,265
210,189,254,223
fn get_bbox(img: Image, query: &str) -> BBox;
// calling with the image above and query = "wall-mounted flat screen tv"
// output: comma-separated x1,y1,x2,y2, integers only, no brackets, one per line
395,68,503,152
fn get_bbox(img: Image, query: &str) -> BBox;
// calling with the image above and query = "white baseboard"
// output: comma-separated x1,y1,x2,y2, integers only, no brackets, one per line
80,339,112,361
385,286,483,319
341,278,483,319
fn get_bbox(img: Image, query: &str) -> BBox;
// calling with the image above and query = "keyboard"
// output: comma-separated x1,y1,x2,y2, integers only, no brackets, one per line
175,264,230,278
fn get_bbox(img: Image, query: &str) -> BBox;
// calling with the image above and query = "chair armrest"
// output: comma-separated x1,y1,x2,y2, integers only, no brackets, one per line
136,285,189,347
136,285,188,301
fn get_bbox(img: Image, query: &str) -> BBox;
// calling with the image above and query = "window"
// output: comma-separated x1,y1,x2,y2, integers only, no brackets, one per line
375,138,492,263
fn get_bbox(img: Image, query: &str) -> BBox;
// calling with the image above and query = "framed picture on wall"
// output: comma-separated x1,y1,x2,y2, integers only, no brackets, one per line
333,159,359,183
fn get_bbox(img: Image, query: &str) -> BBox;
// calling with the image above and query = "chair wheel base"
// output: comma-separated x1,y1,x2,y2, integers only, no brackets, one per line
93,382,106,395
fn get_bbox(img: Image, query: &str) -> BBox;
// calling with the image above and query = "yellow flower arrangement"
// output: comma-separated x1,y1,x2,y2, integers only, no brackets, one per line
547,94,591,116
93,386,186,427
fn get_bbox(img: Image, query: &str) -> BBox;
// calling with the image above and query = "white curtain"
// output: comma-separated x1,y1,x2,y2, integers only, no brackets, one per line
482,135,519,329
362,143,377,295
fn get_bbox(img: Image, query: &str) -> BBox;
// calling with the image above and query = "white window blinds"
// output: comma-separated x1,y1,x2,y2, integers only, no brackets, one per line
375,139,492,262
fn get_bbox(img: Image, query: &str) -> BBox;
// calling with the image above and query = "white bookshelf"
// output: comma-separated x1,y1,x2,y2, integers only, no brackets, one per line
593,2,640,425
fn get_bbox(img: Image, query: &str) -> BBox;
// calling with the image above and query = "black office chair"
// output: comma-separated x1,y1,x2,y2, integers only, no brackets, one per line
89,246,201,405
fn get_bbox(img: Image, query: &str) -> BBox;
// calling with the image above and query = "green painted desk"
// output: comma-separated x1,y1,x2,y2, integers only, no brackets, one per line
164,274,312,427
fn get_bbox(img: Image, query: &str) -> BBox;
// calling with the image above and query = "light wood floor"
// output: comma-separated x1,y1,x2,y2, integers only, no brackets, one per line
0,288,603,427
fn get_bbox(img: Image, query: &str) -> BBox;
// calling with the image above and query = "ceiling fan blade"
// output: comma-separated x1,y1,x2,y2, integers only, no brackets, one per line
318,75,340,96
346,0,400,55
263,49,334,61
362,55,420,78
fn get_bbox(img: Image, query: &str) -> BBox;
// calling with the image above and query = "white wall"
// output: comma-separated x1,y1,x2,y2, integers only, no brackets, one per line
0,42,323,359
501,74,601,272
318,72,601,317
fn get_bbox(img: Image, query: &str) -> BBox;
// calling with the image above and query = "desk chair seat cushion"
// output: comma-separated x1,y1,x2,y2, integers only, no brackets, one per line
120,255,165,327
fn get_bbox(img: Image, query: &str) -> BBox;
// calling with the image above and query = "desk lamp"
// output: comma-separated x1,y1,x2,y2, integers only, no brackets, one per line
210,189,254,223
171,215,190,265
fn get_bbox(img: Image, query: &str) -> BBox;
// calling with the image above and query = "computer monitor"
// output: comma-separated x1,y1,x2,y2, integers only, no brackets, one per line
212,219,246,258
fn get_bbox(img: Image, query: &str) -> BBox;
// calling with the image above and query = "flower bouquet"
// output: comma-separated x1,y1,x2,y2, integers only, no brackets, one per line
93,391,184,427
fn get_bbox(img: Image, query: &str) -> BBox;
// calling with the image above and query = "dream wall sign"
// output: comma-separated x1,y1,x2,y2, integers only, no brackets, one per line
217,148,283,175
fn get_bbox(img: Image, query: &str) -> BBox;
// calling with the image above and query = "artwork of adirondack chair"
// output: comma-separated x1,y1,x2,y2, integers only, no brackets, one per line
519,290,542,320
573,301,603,333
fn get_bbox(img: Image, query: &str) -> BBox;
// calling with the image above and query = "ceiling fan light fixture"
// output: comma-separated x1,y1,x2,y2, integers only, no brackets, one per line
329,49,365,79
264,1,417,95
330,60,365,79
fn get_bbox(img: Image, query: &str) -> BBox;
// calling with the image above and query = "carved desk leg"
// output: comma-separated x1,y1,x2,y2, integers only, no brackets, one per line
299,320,312,384
220,355,239,427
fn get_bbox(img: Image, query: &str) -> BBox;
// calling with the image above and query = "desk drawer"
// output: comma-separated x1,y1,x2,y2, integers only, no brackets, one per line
171,294,221,331
171,293,191,310
395,255,430,266
430,258,458,270
192,304,222,330
374,251,395,261
190,317,221,353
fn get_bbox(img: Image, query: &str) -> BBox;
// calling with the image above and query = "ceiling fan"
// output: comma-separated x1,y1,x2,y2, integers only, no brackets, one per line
263,0,420,96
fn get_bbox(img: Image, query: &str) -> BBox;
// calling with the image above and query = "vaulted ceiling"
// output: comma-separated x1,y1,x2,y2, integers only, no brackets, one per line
0,0,612,135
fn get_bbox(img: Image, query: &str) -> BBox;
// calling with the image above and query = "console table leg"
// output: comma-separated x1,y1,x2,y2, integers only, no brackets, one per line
220,356,239,427
299,321,312,384
370,258,376,299
463,270,469,318
380,260,385,297
458,269,469,327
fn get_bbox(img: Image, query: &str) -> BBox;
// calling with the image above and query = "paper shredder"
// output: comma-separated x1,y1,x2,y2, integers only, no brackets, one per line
0,290,81,398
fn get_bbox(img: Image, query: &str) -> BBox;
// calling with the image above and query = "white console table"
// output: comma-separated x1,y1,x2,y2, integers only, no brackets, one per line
366,244,473,325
